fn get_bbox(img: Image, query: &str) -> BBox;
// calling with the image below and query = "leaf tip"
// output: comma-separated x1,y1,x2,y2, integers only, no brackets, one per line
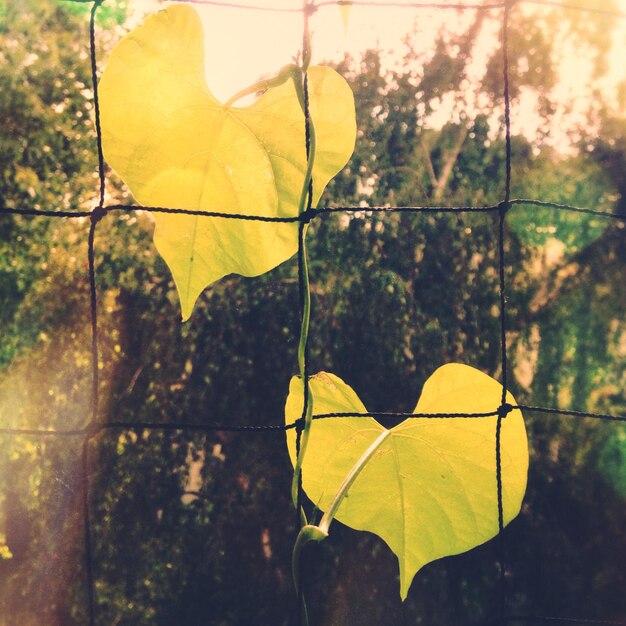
399,578,410,602
398,561,418,602
180,302,194,323
178,292,196,323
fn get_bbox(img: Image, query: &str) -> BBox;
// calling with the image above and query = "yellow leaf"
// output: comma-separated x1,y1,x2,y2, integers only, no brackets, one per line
100,5,356,320
339,1,352,33
285,364,528,600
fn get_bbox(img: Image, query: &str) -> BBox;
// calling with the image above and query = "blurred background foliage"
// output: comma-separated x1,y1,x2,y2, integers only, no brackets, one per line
0,0,625,624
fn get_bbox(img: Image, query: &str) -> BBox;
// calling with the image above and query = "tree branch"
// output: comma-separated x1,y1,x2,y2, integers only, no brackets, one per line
433,124,469,202
420,137,438,189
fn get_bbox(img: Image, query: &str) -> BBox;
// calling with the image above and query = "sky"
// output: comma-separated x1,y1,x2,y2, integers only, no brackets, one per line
128,0,626,140
131,0,501,100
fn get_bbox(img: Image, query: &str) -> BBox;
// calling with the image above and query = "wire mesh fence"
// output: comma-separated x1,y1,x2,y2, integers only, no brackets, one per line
1,0,626,624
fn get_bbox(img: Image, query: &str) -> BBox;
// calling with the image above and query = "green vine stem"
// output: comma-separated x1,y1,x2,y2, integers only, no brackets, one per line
223,56,316,514
291,428,392,625
291,217,314,512
318,428,391,533
290,6,317,510
292,524,326,626
222,20,317,512
223,65,295,109
291,7,317,624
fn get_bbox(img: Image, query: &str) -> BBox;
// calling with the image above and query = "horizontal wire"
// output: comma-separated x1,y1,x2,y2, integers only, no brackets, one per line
515,404,626,423
3,200,625,221
0,427,89,437
2,403,624,438
314,0,505,9
167,0,505,10
67,203,503,218
317,204,500,214
127,0,626,19
312,410,500,419
0,422,294,437
510,199,626,221
522,0,626,19
103,420,294,432
506,614,626,625
167,0,303,11
0,207,92,218
311,404,626,421
105,204,303,221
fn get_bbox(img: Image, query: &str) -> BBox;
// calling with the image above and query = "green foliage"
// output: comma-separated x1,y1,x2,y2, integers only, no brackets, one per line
60,0,128,28
0,0,96,367
598,426,626,498
509,152,616,252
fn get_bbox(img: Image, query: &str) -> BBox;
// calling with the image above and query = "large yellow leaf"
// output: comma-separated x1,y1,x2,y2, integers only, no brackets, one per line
285,364,528,600
99,5,356,320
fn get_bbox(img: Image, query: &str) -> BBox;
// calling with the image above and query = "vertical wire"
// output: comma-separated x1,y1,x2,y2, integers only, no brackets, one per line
296,7,319,625
90,0,106,208
495,410,507,622
85,3,105,624
87,215,102,426
295,217,307,626
295,6,315,625
502,3,513,209
296,1,316,507
296,62,315,521
88,0,108,428
496,1,513,622
81,437,96,626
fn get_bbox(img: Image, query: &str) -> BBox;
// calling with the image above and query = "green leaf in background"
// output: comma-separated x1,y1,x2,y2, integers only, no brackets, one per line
597,424,626,498
285,364,528,600
99,5,356,320
508,154,616,255
60,0,129,28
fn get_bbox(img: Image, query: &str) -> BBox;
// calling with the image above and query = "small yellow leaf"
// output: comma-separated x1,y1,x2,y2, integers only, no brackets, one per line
339,1,352,32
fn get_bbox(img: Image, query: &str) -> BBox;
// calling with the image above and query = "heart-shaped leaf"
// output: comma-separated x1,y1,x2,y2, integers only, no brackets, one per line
285,364,528,600
99,5,356,320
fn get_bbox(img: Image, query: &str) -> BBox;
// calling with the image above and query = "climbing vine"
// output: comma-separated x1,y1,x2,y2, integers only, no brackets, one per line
99,3,529,619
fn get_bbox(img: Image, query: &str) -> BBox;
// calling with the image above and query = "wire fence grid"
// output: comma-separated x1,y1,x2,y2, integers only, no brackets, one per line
1,0,626,624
